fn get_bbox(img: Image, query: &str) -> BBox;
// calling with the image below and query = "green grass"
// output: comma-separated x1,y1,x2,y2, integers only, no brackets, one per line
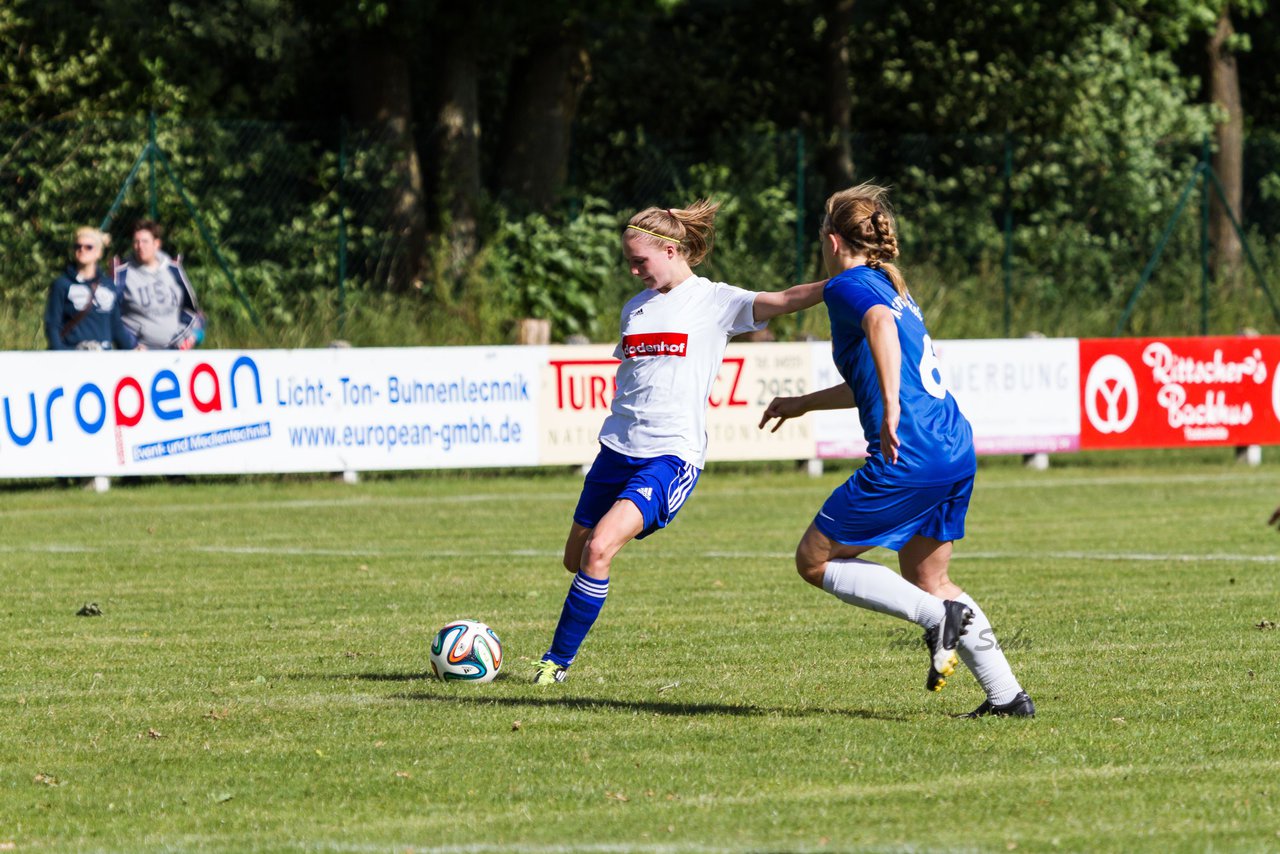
3,453,1280,852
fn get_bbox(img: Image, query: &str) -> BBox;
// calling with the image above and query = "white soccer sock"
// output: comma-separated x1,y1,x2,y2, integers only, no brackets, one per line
955,592,1023,706
822,558,945,627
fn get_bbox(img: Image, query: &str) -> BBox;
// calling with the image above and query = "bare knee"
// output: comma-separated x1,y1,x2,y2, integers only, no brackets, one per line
581,535,618,578
794,545,827,589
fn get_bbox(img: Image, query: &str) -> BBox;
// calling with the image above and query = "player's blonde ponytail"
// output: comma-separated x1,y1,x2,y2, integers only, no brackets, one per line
625,199,720,267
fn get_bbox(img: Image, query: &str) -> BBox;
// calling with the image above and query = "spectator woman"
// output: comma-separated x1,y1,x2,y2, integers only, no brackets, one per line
44,226,136,351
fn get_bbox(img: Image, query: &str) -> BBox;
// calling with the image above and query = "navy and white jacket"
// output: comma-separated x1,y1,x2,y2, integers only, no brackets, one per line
44,265,136,350
115,252,204,349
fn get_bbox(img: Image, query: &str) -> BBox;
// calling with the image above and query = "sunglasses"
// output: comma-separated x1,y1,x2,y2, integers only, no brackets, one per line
74,243,99,250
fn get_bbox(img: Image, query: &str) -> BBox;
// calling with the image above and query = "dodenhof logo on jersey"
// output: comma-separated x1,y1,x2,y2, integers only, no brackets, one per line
621,333,688,359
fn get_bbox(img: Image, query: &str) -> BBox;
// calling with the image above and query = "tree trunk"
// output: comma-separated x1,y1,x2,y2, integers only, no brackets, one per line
1208,7,1244,277
437,39,483,276
496,28,591,211
820,0,856,189
347,31,427,293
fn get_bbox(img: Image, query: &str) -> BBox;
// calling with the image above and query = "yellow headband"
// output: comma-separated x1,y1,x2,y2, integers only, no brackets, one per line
626,224,681,244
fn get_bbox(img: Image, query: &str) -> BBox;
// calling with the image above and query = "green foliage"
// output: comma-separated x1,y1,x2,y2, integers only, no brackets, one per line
483,198,629,341
0,2,121,124
850,5,1211,276
682,129,800,291
4,0,1280,345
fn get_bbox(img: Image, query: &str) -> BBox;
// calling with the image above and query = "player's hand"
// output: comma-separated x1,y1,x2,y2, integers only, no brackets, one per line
759,396,806,433
1269,505,1280,530
880,409,901,464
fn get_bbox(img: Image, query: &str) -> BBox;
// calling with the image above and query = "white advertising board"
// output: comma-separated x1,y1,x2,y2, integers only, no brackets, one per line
809,337,1080,458
935,338,1080,454
0,339,1083,478
537,342,815,465
0,348,542,477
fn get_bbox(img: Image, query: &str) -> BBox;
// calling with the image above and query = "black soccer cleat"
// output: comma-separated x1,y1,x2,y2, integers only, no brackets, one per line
960,691,1036,719
923,599,974,692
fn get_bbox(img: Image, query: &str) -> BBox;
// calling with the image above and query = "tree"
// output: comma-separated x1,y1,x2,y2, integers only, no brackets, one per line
433,10,484,276
495,22,591,212
342,6,429,293
1207,6,1244,274
819,0,856,188
1141,0,1267,277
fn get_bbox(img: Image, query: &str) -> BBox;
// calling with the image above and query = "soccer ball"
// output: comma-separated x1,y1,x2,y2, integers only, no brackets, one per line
429,619,503,682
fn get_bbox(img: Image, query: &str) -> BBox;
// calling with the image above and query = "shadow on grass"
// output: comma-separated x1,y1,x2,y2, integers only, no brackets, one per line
392,691,906,721
307,670,909,720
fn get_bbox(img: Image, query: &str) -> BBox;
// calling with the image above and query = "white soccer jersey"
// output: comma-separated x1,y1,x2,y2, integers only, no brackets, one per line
598,275,764,467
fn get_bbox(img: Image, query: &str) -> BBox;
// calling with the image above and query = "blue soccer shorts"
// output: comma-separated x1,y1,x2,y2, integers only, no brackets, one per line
573,445,701,539
813,469,974,551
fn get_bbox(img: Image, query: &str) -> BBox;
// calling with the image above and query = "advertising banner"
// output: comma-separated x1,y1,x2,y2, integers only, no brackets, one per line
538,342,815,466
17,335,1269,477
0,348,542,477
1079,336,1280,449
937,338,1080,454
810,338,1081,458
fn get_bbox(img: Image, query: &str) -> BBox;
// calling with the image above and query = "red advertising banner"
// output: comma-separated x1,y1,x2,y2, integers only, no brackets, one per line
1079,336,1280,449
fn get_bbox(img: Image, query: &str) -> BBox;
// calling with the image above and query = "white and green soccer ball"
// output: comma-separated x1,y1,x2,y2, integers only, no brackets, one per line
429,619,503,682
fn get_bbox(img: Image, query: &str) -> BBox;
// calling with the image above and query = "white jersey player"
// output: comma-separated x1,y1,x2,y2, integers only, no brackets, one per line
533,200,826,685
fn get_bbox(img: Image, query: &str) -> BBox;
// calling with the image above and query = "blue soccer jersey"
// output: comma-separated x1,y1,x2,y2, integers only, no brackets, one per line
825,266,976,486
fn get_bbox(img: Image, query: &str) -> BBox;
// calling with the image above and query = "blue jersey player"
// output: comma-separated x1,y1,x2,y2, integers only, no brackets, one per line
760,183,1034,718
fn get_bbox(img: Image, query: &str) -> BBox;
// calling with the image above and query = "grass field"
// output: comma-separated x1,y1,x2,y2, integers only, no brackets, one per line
3,451,1280,852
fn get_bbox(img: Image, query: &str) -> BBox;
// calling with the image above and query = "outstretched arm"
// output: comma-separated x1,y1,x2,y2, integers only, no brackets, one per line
758,383,855,433
752,280,827,323
863,304,902,464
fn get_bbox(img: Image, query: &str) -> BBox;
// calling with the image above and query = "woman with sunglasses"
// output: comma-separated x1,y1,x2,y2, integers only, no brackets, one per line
44,227,137,351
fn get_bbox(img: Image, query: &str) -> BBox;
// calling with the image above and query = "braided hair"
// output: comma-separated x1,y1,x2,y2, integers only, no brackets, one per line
821,182,908,297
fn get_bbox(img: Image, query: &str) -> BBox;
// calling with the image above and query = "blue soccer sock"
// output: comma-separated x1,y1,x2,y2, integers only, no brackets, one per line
544,571,610,667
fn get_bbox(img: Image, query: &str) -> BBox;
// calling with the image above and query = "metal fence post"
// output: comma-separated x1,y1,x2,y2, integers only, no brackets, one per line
338,117,349,335
148,112,158,220
794,129,806,285
151,146,261,327
1003,132,1013,338
1200,135,1211,335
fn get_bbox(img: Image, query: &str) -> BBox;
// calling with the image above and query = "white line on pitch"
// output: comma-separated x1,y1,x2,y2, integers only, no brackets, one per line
3,469,1272,519
3,543,1278,564
0,492,576,517
963,550,1280,563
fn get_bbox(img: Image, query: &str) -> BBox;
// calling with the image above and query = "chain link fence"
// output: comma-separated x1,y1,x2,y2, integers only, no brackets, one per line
3,117,1279,347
